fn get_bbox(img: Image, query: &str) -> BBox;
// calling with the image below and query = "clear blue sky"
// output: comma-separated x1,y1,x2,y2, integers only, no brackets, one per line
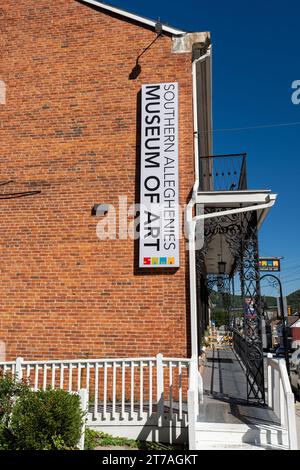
107,0,300,295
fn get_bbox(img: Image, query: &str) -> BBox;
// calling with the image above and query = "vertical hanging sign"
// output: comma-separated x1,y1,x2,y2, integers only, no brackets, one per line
139,83,179,268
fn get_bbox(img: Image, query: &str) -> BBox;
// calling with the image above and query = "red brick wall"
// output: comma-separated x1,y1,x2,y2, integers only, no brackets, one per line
0,0,194,360
292,327,300,341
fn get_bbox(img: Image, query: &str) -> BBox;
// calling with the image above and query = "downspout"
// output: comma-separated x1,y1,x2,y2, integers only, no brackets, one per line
187,46,212,357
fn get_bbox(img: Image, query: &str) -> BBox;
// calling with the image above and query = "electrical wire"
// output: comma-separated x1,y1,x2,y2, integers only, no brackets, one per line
281,269,300,279
0,191,41,200
281,277,300,285
280,269,300,280
0,180,41,200
199,121,300,134
0,180,15,187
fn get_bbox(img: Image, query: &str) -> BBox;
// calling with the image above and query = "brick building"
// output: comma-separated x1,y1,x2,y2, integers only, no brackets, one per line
0,0,212,360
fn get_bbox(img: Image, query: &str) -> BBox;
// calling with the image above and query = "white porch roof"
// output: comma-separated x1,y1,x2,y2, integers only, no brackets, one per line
196,190,277,230
196,190,277,275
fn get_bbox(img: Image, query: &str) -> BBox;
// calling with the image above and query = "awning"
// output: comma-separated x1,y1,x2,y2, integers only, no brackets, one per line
195,190,277,275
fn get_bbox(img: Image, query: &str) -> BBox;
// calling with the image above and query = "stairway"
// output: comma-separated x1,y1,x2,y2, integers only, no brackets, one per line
189,348,295,450
194,420,289,450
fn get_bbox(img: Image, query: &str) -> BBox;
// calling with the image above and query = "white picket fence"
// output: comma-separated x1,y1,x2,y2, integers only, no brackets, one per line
2,354,296,449
267,354,298,450
0,354,192,437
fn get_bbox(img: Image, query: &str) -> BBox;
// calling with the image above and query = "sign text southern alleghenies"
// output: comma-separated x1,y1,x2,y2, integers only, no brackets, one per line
139,83,179,268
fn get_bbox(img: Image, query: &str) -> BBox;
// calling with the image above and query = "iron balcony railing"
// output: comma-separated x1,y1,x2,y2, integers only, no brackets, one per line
199,153,247,191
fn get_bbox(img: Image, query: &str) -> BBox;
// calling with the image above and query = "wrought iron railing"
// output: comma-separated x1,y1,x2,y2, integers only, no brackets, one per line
199,153,247,191
233,329,265,403
233,329,247,365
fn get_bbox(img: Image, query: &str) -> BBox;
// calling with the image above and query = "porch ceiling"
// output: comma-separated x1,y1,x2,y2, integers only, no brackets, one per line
205,232,235,275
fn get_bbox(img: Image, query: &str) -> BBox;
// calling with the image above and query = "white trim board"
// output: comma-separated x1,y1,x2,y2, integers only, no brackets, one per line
196,190,276,206
79,0,186,35
195,191,277,230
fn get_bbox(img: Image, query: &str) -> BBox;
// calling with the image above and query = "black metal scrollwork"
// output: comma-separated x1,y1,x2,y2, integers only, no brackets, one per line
198,206,265,403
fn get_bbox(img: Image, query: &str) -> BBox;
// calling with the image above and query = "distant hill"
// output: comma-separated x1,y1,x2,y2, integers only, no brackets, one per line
210,288,300,313
287,289,300,312
209,290,276,310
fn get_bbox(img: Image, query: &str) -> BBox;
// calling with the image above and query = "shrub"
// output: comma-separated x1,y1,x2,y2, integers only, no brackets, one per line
9,388,84,450
0,372,29,425
0,372,29,449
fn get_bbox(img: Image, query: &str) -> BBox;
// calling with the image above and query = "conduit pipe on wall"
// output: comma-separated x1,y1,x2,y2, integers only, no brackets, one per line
187,46,212,358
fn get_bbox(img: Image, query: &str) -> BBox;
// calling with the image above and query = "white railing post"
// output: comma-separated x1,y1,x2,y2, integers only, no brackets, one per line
273,367,280,418
197,370,204,406
94,363,99,420
121,361,125,419
191,356,199,416
267,356,299,450
178,361,182,420
279,376,285,427
278,359,298,450
156,354,164,427
286,393,298,450
15,357,24,382
188,388,196,450
78,388,89,451
267,353,273,408
188,355,198,450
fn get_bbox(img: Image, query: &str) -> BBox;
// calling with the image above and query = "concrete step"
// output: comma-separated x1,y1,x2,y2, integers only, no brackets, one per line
196,442,265,450
195,421,289,450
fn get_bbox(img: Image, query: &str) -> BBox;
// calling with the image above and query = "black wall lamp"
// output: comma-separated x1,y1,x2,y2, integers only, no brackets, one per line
154,18,163,34
218,261,227,275
218,236,227,275
129,19,163,80
91,204,109,216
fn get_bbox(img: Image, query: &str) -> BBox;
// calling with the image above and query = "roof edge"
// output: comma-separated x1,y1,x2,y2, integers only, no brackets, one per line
79,0,186,35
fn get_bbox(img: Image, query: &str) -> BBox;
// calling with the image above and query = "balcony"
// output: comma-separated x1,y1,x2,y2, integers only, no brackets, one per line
199,153,247,192
196,152,276,277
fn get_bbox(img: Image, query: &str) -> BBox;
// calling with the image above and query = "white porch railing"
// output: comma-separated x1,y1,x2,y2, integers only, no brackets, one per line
0,354,190,426
78,388,89,450
267,353,298,450
187,355,203,450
